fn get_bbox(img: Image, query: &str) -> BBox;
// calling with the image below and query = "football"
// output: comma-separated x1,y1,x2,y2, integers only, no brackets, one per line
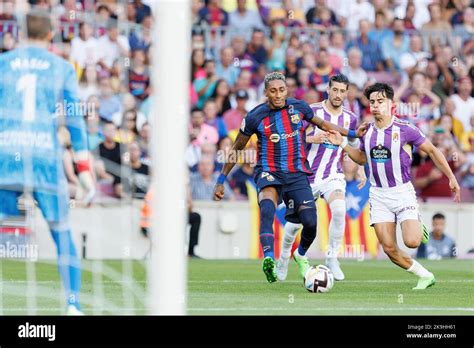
304,265,335,293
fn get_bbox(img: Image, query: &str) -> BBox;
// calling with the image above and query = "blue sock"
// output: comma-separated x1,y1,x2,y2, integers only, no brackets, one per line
51,229,81,310
297,208,317,256
259,199,276,260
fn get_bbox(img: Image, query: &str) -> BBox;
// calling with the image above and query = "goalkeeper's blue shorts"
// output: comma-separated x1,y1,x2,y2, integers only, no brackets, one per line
0,187,69,223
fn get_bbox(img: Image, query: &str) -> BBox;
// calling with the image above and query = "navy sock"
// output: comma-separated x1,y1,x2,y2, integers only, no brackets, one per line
297,208,317,256
259,199,276,260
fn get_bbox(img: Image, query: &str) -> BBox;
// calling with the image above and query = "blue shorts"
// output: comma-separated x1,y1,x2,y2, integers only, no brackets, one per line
0,188,69,223
254,171,316,224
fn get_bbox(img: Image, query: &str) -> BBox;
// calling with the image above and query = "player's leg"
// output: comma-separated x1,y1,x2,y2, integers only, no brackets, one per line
188,211,201,257
374,222,413,268
34,189,83,314
323,178,347,280
284,182,317,279
276,184,318,281
258,185,280,283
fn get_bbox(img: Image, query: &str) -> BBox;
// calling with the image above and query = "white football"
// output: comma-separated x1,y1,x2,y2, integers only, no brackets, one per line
304,265,334,293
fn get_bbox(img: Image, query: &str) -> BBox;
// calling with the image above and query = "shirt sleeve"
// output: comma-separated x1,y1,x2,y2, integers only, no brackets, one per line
239,110,259,136
405,124,426,147
297,100,314,122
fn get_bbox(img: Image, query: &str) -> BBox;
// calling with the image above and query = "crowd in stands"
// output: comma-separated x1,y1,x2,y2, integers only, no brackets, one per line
0,0,473,203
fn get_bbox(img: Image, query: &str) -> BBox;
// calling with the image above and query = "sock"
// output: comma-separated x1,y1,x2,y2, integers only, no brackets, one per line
327,199,346,259
50,224,81,310
282,222,301,259
259,199,276,260
297,208,317,256
407,259,432,278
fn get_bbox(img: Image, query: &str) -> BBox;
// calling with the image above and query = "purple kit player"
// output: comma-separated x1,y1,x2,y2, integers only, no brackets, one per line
213,72,367,283
328,82,461,290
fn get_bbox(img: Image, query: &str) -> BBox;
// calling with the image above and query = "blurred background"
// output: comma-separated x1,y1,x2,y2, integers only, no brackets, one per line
0,0,473,263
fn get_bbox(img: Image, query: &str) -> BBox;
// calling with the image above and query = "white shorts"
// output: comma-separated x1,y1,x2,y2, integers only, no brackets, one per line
369,182,420,225
310,173,346,201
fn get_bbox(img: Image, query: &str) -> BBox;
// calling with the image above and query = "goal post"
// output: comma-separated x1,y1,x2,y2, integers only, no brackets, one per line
148,0,190,315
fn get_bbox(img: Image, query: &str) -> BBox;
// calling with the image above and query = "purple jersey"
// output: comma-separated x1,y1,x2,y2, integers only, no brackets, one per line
306,102,357,183
360,117,426,188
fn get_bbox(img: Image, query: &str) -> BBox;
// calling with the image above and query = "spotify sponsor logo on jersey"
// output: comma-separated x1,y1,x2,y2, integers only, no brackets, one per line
269,129,299,143
371,144,392,163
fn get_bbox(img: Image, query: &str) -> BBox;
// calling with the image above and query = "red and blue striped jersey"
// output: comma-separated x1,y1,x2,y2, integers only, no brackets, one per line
239,98,314,175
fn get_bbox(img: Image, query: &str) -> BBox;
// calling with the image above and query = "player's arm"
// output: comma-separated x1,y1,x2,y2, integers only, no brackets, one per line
63,63,96,204
308,114,368,138
305,130,330,144
418,139,461,202
213,132,250,201
327,130,367,165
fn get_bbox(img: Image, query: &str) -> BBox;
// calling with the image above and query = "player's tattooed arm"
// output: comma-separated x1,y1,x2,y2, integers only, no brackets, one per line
418,139,461,203
327,130,367,165
309,115,368,138
213,133,251,201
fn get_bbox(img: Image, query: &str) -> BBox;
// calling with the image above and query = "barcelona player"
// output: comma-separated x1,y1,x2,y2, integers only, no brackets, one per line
0,10,94,313
213,72,367,283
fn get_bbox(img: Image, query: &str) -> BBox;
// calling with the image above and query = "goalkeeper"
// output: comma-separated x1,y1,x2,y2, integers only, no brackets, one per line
0,10,95,314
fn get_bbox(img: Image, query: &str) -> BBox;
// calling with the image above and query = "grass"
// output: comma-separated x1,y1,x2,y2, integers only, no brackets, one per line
0,259,473,315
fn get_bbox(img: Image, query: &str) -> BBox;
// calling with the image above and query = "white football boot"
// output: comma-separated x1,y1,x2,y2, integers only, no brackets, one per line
276,257,290,281
66,305,84,316
326,257,345,281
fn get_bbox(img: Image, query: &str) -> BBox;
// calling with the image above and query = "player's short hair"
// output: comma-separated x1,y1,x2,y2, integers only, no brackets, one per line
432,213,445,221
264,72,286,89
329,74,350,88
363,82,394,100
26,10,52,40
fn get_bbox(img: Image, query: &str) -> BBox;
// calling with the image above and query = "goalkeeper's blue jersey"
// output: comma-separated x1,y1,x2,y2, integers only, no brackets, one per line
0,45,88,192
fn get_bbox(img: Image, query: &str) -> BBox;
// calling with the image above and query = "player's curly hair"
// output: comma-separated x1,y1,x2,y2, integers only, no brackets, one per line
264,72,286,89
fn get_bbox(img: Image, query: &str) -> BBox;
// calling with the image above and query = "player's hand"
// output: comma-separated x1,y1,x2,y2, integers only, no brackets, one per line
356,122,368,137
327,130,343,146
307,131,329,144
449,178,461,203
213,184,225,201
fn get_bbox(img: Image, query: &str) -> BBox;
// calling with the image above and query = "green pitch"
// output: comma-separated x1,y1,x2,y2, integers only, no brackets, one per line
0,259,472,315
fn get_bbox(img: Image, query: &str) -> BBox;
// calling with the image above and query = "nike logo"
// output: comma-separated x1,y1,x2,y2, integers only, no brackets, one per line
303,200,312,204
264,123,274,129
263,246,271,252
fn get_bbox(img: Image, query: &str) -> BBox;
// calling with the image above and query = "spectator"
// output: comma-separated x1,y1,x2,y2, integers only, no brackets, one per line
341,47,368,90
191,48,206,80
380,17,410,76
78,64,100,102
425,58,454,100
310,49,339,100
0,31,15,53
284,47,299,81
343,83,364,120
232,69,259,109
414,127,465,200
203,99,228,139
211,79,232,115
223,89,249,131
403,1,417,30
338,0,375,34
347,20,384,72
231,35,256,71
96,122,123,198
95,4,112,37
328,31,346,70
422,2,452,32
453,7,474,53
416,213,456,259
305,0,338,27
450,77,474,132
460,132,474,189
229,0,264,40
131,0,152,24
194,58,218,109
114,109,138,145
266,19,287,71
190,155,233,200
124,142,149,199
285,77,297,99
85,106,104,151
368,11,392,44
435,113,465,146
70,21,100,69
189,108,219,147
246,29,268,67
216,47,240,87
97,19,131,72
399,33,431,78
198,0,229,27
137,122,151,164
129,14,153,52
295,67,312,100
128,49,150,101
98,77,122,123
